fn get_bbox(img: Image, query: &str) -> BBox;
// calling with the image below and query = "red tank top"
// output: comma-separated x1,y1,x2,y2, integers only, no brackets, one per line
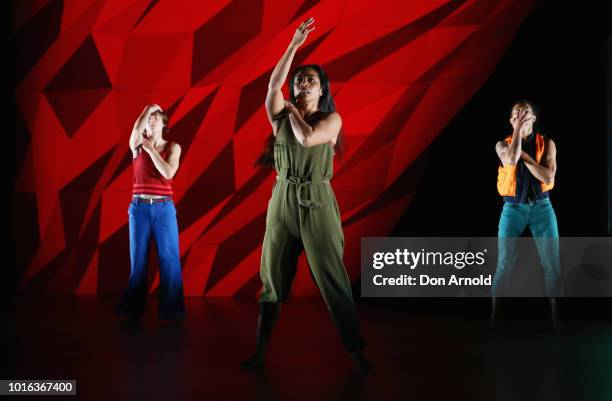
132,142,173,196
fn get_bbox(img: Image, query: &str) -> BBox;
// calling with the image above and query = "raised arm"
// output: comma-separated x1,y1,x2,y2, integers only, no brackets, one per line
495,108,531,166
265,18,315,133
129,104,162,156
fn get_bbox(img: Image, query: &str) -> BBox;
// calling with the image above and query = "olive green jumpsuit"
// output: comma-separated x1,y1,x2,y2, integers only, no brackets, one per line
259,110,365,351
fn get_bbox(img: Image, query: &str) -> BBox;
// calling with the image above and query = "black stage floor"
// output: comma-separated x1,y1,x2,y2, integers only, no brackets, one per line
7,296,612,401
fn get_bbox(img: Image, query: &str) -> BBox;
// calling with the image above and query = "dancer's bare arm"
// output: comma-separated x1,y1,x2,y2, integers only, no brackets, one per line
520,139,557,184
141,139,181,180
496,108,531,166
130,104,162,157
285,101,341,147
265,18,315,135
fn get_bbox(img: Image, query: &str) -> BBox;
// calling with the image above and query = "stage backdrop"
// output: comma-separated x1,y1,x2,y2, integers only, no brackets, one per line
13,0,535,297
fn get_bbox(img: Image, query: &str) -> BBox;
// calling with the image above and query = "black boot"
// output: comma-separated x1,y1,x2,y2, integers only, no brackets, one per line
241,302,282,370
350,349,372,372
549,298,567,332
489,296,501,330
119,314,142,326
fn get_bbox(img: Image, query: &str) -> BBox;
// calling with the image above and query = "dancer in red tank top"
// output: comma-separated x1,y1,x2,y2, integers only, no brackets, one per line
117,104,186,323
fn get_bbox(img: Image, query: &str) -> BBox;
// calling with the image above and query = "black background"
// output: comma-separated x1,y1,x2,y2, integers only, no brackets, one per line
383,1,611,316
393,0,610,238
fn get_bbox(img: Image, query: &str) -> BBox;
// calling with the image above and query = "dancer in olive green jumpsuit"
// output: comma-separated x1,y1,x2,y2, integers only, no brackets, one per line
241,17,370,371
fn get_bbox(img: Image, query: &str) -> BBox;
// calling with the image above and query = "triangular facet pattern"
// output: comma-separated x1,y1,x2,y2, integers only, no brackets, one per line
14,0,536,296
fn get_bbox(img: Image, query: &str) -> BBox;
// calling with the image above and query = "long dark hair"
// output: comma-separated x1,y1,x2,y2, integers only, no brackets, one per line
255,64,345,168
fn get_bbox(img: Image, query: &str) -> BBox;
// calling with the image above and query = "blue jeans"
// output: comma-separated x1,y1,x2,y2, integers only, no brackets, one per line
491,198,562,297
117,199,186,320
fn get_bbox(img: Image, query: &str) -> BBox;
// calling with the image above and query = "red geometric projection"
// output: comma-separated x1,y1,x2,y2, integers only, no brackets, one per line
13,0,536,296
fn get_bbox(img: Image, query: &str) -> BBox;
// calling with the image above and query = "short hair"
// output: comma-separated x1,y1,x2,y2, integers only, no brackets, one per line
149,109,169,133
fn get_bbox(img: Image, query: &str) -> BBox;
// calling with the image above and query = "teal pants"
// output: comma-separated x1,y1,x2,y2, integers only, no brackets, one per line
492,198,562,297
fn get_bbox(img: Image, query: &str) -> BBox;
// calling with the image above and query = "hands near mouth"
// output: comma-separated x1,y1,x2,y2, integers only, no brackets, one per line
510,108,534,133
141,137,155,154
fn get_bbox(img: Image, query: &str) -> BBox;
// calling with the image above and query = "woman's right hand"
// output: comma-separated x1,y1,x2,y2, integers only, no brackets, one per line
291,17,315,48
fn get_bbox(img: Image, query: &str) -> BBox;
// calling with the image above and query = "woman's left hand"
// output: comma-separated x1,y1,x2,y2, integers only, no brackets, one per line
284,100,297,112
141,137,155,154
